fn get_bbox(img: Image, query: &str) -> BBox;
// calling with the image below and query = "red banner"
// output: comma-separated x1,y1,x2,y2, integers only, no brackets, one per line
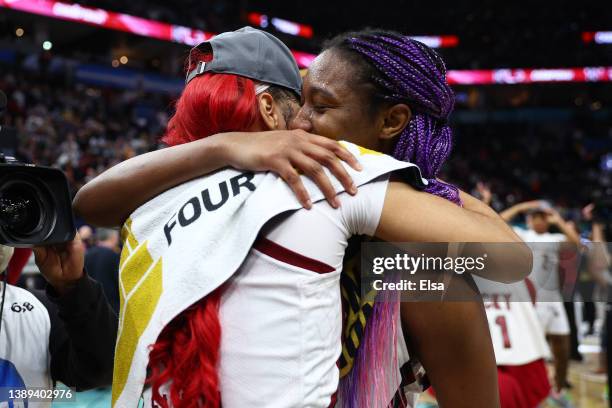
3,0,611,80
447,67,612,85
0,0,317,65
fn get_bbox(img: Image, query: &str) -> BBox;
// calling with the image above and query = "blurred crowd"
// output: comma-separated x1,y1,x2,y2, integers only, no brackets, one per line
446,121,611,212
1,61,610,220
0,66,169,196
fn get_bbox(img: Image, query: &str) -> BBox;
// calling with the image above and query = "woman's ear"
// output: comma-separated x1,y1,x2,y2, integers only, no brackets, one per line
379,103,411,140
257,92,280,130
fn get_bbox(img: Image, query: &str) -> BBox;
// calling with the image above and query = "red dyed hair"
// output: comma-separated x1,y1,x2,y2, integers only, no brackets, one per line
148,290,223,408
162,54,259,146
148,53,261,408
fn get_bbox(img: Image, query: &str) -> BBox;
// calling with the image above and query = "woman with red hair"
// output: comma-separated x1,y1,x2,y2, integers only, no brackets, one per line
141,37,327,408
143,41,324,406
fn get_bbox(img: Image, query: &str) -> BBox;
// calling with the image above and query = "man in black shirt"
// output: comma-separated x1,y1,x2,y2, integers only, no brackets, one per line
0,235,117,406
85,228,120,314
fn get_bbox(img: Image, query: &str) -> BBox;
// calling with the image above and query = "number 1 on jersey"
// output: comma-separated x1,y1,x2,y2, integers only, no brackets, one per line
495,315,512,349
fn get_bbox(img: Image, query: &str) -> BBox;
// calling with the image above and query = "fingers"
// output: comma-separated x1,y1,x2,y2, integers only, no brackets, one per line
32,246,46,264
260,130,366,209
315,137,362,171
277,164,312,209
293,130,362,172
302,144,357,196
67,232,85,255
290,153,340,209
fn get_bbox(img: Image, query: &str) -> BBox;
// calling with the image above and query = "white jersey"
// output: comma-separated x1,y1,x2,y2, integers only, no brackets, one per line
475,277,550,366
513,227,566,302
143,176,393,408
0,284,53,408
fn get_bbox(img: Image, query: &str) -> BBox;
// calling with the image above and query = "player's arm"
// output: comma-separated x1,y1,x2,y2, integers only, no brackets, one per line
587,227,610,287
583,204,611,284
375,181,532,283
546,208,582,247
73,130,361,227
590,222,610,271
402,275,500,408
499,200,543,222
588,222,610,286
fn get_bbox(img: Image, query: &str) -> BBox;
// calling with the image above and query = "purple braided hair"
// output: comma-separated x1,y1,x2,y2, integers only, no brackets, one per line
327,31,461,206
325,29,462,408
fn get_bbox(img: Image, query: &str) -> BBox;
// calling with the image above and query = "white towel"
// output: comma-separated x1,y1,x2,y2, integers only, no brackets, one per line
111,141,427,407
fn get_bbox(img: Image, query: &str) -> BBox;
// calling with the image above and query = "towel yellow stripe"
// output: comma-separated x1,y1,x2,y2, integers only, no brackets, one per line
112,255,163,406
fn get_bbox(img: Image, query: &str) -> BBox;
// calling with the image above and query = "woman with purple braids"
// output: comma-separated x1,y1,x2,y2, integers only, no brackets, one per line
295,30,459,204
75,28,528,407
291,29,504,407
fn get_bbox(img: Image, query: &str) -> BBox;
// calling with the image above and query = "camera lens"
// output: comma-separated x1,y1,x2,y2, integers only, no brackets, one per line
0,176,56,243
0,186,42,233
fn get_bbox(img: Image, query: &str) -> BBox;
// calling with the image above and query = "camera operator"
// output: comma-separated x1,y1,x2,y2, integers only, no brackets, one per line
84,228,120,314
0,234,117,406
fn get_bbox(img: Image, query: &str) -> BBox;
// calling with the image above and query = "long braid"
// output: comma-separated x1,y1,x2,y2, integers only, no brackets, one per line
326,29,461,408
328,30,461,205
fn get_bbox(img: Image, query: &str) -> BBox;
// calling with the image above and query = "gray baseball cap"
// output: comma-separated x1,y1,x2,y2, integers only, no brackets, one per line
185,26,302,95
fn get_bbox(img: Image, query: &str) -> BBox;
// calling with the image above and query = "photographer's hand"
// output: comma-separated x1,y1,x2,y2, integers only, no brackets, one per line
33,234,85,295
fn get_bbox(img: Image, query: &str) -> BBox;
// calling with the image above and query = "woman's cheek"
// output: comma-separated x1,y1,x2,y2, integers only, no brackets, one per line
312,118,337,139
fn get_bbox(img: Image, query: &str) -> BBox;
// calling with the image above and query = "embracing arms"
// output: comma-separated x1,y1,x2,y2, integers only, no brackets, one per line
376,182,532,283
73,130,362,226
75,129,530,282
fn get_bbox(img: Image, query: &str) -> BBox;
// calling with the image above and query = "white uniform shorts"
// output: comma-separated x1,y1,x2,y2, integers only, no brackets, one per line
535,301,570,336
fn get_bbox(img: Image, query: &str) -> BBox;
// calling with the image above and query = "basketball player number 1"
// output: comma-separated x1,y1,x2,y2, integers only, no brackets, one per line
494,316,512,348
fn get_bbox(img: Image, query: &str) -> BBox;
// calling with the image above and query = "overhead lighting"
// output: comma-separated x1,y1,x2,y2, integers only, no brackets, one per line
15,28,24,37
582,31,612,44
409,35,459,48
112,59,120,68
42,41,52,50
248,12,313,39
119,56,128,64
